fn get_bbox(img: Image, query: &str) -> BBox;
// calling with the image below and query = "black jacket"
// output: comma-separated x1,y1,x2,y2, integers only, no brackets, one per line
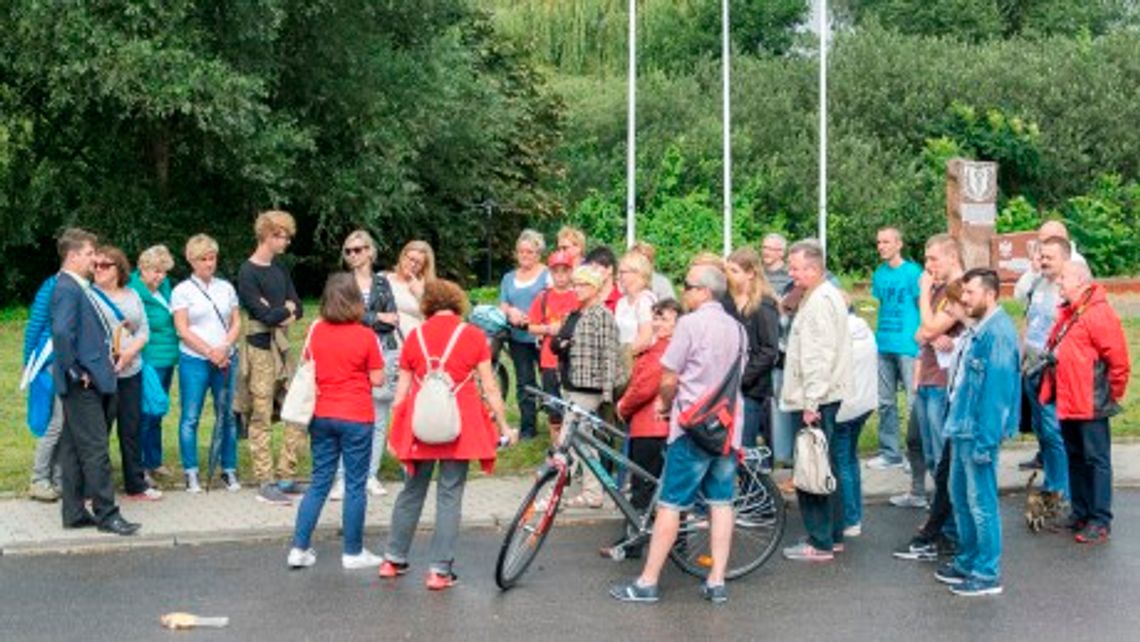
51,273,117,395
369,273,400,351
723,293,780,400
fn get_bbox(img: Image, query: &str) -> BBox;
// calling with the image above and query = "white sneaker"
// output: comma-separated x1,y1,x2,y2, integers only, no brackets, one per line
843,523,862,537
342,548,383,570
287,547,316,569
866,455,906,471
185,471,202,494
367,477,387,497
329,479,345,502
222,471,241,493
889,493,929,509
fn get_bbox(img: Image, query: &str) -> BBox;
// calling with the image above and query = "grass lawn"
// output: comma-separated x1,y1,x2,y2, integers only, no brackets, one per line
2,300,1137,495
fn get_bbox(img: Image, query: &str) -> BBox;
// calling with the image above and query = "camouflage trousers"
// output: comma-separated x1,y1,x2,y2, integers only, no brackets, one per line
246,345,307,483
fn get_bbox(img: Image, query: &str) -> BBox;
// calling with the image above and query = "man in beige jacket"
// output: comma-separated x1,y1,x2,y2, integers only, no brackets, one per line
781,239,853,562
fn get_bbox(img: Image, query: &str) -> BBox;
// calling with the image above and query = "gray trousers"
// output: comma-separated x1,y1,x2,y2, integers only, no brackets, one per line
31,396,64,486
384,459,469,574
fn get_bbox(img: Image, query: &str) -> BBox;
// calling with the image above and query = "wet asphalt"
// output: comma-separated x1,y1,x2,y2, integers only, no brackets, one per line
2,492,1139,641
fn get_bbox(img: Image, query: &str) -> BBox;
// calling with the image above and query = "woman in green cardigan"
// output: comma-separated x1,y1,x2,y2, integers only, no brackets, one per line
129,245,179,484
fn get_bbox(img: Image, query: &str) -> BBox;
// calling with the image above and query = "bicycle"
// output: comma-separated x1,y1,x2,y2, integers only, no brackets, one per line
495,386,786,590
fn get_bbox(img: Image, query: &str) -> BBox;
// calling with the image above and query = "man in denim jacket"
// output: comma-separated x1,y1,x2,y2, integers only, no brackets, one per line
936,268,1021,597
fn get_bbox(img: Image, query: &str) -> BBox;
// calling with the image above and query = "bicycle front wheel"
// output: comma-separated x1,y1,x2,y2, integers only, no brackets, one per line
668,464,786,580
495,467,566,590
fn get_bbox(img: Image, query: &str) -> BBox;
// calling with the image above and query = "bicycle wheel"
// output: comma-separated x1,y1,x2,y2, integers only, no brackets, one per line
668,462,786,580
495,467,566,590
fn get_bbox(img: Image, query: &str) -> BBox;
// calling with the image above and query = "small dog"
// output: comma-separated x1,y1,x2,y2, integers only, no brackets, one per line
1024,471,1064,532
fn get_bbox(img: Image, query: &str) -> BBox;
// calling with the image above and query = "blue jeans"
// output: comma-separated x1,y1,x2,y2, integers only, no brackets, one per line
293,416,373,555
876,353,915,463
949,437,1002,582
177,354,238,473
658,435,738,511
914,385,949,473
742,396,770,450
770,369,794,463
139,364,174,470
1026,376,1069,498
834,411,870,529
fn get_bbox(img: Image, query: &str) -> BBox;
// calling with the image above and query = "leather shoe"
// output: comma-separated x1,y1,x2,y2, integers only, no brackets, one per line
64,513,98,529
97,515,141,536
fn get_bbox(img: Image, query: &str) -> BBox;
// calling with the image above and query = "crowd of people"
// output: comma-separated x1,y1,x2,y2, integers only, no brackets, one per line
20,215,1132,599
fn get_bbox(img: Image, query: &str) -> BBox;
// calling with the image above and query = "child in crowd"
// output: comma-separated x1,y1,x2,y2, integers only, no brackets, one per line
527,251,580,443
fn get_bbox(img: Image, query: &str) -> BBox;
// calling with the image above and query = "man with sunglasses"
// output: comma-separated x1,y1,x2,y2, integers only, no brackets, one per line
610,263,745,604
237,210,306,506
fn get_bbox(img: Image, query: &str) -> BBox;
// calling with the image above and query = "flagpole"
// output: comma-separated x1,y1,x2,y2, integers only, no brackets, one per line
626,0,637,249
722,0,732,257
818,0,828,256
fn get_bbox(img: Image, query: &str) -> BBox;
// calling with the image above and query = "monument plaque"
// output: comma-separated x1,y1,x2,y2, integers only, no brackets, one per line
946,159,999,270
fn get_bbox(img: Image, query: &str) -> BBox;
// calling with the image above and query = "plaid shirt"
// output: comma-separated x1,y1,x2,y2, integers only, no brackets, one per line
565,303,624,402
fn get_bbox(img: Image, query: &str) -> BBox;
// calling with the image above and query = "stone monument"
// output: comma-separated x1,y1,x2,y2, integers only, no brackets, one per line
946,159,998,270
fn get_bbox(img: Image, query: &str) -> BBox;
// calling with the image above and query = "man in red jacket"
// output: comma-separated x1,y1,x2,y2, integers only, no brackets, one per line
1042,260,1131,544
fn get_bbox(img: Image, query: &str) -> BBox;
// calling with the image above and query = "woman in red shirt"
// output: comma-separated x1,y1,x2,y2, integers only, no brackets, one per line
288,274,386,571
380,279,518,590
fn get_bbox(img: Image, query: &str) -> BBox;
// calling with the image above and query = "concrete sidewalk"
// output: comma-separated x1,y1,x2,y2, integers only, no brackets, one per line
3,443,1138,555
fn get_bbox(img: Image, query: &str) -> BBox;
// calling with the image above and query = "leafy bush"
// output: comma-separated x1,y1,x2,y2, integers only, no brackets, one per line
1063,175,1140,276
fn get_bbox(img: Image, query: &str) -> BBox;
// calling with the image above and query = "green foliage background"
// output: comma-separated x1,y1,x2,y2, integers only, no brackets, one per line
3,0,1140,307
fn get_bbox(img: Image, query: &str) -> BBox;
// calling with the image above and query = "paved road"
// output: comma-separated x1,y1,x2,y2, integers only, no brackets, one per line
3,493,1139,641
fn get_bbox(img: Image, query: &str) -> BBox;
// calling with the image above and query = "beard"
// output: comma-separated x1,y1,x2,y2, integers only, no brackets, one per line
967,301,988,319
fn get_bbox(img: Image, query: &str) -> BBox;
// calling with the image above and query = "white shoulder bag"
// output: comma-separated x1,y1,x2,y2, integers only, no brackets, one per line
793,422,836,495
280,321,320,426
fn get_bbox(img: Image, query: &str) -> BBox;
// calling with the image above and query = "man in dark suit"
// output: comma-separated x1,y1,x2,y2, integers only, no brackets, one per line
51,228,140,535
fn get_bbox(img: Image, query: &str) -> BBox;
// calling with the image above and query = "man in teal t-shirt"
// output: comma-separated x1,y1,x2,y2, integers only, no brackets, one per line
868,227,922,469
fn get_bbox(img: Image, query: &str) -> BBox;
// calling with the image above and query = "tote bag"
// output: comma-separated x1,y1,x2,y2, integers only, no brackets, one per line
793,423,836,495
280,321,319,426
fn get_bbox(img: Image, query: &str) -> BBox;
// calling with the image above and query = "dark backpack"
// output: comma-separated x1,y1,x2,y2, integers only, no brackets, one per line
552,309,583,385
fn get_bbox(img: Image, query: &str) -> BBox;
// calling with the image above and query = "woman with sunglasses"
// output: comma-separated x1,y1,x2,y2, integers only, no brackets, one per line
91,245,158,500
327,230,400,500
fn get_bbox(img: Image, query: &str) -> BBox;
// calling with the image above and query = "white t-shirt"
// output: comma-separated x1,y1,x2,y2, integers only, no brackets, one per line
614,289,656,346
170,275,239,358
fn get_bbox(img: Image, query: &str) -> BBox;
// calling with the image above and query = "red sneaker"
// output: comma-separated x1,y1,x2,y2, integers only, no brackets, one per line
425,570,458,591
378,560,409,578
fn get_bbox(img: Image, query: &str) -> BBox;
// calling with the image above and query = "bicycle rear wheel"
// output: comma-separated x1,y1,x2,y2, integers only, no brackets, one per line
668,461,786,580
495,467,566,590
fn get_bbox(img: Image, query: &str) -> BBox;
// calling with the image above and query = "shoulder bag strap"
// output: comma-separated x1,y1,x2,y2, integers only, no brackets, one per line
89,286,126,322
189,279,230,331
301,320,320,361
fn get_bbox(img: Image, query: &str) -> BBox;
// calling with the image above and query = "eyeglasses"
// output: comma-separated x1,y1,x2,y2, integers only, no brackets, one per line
557,244,574,251
93,262,116,271
682,281,703,291
343,246,369,256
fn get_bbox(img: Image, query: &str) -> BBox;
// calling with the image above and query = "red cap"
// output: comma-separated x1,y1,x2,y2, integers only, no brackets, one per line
547,250,573,268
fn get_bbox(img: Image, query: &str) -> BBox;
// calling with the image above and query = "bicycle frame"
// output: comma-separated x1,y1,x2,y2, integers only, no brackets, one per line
526,386,662,540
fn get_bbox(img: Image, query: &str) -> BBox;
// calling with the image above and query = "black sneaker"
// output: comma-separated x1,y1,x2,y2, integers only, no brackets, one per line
700,582,728,604
1061,515,1088,533
935,535,958,557
1018,453,1043,471
893,536,937,561
934,563,969,585
609,580,660,603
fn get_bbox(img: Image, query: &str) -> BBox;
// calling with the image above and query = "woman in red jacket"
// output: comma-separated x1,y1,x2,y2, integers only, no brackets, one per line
1043,261,1131,544
379,279,518,589
601,298,683,559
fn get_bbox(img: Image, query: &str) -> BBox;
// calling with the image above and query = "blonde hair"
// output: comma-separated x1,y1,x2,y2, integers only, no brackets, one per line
557,227,587,254
254,210,296,241
631,241,657,265
619,251,652,291
137,244,175,272
396,240,437,282
517,229,546,254
727,247,775,316
688,251,725,273
925,233,964,268
342,229,376,267
185,234,219,262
